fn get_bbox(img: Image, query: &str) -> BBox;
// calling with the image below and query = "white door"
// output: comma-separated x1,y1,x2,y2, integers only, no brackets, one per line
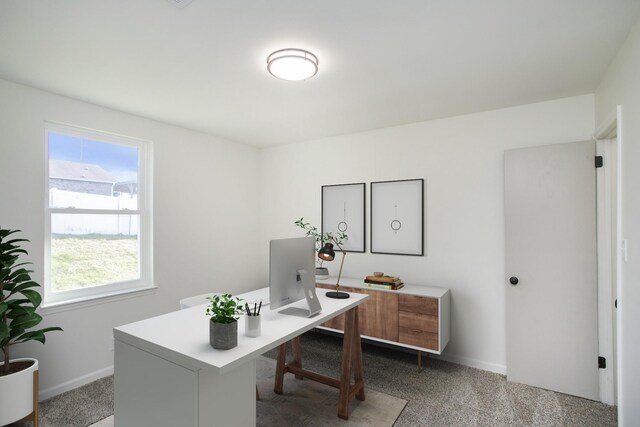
504,140,599,400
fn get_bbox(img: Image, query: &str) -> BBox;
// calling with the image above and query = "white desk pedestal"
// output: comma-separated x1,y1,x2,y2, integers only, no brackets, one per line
114,340,256,427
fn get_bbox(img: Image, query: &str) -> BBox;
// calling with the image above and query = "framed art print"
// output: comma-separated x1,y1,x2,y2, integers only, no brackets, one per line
371,178,424,255
322,183,366,252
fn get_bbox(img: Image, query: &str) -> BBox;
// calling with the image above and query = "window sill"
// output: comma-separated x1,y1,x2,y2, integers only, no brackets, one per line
40,285,158,315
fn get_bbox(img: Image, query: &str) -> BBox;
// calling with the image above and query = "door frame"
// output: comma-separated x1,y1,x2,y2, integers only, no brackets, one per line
594,105,623,408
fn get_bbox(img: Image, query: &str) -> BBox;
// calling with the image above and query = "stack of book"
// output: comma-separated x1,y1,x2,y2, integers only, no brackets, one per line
364,275,404,290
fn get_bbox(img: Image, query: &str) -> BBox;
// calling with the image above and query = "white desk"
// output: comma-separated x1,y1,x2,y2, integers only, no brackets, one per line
114,291,369,427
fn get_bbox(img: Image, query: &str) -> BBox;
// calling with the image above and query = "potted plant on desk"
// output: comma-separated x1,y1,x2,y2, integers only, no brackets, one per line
206,294,244,350
1,228,63,426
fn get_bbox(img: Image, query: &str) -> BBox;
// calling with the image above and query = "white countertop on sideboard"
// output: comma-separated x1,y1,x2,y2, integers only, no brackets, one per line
317,277,449,299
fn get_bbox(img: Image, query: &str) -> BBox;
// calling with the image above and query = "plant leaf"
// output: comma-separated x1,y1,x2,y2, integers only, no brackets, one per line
6,306,36,319
0,229,21,239
20,289,42,307
0,322,8,341
10,312,43,331
7,298,30,308
9,281,40,296
39,326,63,333
14,330,45,344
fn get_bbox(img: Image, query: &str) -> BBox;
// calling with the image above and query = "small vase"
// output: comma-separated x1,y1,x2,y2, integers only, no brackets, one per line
209,320,238,350
315,267,329,279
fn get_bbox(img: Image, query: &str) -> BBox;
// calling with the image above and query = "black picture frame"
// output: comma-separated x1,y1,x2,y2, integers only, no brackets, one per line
321,183,366,253
370,178,424,256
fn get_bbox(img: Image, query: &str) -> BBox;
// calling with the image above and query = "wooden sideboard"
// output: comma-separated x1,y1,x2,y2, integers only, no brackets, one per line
316,277,450,355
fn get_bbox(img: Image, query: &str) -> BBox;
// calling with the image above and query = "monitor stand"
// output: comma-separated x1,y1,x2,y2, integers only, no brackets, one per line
278,269,322,318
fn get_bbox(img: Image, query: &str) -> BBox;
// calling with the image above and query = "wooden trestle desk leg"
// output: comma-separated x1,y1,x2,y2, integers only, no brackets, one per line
274,342,287,394
291,336,303,380
273,306,365,420
352,308,365,402
338,307,365,419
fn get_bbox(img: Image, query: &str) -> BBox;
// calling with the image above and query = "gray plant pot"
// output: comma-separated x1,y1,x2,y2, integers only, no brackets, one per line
209,320,238,350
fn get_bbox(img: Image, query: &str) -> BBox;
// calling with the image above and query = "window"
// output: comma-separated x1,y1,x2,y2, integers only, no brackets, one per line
44,123,152,306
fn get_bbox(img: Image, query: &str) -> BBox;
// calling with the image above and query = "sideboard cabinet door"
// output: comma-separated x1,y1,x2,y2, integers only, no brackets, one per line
316,284,399,341
358,288,398,342
398,295,439,351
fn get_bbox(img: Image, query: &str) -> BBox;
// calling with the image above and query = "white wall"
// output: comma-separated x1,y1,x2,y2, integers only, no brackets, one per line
259,95,595,372
0,79,262,398
0,74,604,401
595,17,640,426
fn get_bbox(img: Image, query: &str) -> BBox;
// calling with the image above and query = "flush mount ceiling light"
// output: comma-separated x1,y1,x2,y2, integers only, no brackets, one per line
267,48,319,81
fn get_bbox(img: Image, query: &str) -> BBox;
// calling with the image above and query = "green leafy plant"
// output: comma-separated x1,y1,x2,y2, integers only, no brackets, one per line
205,294,245,324
1,228,63,375
294,217,348,266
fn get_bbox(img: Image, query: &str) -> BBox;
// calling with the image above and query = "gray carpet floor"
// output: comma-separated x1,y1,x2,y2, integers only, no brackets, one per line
12,330,617,427
266,332,617,427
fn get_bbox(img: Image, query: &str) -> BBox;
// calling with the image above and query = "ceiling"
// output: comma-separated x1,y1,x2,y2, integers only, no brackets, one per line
1,1,639,147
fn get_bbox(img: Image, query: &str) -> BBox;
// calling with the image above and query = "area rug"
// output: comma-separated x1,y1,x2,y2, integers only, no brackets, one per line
84,356,406,427
255,356,407,426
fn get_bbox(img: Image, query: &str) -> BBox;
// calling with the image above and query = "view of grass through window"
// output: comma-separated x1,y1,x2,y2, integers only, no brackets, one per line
48,129,142,295
51,234,139,291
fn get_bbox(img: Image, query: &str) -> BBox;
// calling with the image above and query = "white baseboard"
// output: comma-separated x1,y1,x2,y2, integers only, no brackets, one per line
39,365,114,401
316,327,507,375
37,352,506,402
432,352,507,375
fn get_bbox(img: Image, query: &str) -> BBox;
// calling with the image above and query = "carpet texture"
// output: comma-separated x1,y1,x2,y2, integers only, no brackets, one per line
264,332,617,427
31,375,112,427
255,356,406,426
11,330,617,426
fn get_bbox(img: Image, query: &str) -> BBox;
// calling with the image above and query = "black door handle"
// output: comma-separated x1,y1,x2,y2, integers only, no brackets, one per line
509,276,519,285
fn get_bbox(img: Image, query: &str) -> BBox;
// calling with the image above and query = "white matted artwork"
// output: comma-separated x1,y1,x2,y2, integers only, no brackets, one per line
322,183,365,252
371,179,424,255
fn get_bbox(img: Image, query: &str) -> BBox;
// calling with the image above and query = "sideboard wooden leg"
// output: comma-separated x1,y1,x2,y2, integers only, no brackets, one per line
292,336,303,380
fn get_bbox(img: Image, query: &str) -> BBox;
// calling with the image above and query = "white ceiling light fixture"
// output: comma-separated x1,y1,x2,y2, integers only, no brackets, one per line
267,48,319,81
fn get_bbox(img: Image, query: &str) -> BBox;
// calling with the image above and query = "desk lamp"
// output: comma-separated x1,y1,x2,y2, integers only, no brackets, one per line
318,240,349,299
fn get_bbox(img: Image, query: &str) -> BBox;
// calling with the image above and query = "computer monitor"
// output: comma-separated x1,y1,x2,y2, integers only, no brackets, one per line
269,237,322,317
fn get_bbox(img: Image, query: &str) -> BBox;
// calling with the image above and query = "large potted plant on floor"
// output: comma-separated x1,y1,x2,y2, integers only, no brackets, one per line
0,228,63,426
206,294,244,350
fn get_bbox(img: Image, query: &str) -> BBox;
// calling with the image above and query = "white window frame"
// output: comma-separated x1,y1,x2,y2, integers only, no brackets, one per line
43,122,153,308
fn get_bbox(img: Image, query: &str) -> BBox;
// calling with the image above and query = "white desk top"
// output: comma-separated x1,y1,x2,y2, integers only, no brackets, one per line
318,277,450,298
114,290,368,375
